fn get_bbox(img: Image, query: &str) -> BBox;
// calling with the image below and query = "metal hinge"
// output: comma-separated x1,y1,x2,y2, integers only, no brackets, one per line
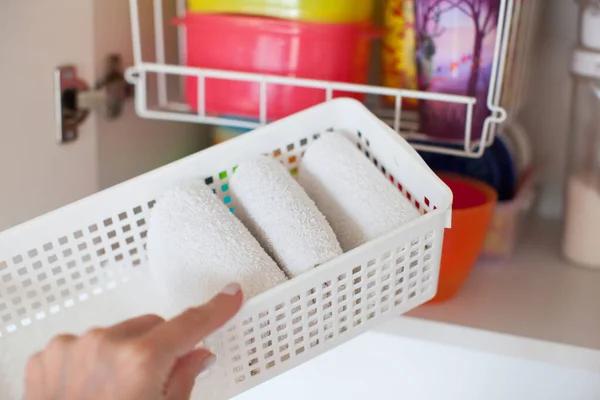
54,54,133,144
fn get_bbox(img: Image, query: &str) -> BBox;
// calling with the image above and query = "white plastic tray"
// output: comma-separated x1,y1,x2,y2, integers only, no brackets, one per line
0,99,452,399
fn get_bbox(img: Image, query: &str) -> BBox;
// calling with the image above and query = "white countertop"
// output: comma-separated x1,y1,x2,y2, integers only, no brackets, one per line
376,218,600,371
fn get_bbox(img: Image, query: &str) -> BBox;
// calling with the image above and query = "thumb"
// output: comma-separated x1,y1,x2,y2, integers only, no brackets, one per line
164,348,216,400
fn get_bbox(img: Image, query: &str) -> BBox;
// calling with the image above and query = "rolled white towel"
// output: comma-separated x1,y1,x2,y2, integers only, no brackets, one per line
147,180,287,314
230,156,343,277
297,131,421,252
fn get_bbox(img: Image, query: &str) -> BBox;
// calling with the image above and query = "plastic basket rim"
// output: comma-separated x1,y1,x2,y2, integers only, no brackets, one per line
0,99,452,244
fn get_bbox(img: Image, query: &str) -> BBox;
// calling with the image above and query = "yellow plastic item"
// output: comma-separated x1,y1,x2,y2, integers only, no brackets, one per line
382,0,419,109
187,0,374,23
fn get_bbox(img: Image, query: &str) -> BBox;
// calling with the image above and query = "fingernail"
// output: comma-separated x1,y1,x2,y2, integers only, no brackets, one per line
197,354,217,376
220,282,241,296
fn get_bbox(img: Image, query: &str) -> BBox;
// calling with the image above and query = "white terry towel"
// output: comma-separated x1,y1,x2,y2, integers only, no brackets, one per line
230,156,343,277
147,180,287,314
297,131,421,252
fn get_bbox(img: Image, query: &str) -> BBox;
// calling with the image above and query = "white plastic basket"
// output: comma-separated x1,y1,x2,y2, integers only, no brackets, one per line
0,99,452,399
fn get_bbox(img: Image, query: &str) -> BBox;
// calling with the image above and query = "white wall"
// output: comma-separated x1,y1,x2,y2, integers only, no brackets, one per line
93,0,211,189
0,0,210,232
521,0,579,218
0,0,98,232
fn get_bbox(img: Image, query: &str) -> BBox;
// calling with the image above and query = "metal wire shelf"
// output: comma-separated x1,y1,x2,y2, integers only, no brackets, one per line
125,0,526,158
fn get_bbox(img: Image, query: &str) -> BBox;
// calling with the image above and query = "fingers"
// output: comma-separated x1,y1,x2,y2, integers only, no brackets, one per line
163,348,215,400
41,334,77,397
24,352,44,400
107,314,165,340
147,283,243,360
24,283,242,400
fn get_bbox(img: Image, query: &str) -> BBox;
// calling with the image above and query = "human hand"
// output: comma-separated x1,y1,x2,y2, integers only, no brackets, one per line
24,283,243,400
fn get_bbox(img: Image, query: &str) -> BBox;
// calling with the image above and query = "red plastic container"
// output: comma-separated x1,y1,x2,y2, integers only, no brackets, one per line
178,13,376,121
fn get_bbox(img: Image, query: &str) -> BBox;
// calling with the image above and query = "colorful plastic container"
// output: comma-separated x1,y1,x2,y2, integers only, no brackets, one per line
187,0,374,23
178,13,376,121
481,170,535,262
212,117,256,146
415,0,500,141
382,0,419,109
430,174,497,302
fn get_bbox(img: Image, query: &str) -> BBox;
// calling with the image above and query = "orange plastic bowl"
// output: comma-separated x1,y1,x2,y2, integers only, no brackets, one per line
430,174,498,303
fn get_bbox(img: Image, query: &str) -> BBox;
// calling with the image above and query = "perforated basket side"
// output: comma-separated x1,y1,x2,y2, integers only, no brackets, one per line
200,210,445,399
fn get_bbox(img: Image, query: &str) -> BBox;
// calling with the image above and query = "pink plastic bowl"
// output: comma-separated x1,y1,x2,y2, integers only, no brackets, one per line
178,13,377,121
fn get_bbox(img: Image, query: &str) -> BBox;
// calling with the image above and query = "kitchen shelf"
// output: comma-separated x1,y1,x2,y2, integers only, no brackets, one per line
376,217,600,371
125,0,522,158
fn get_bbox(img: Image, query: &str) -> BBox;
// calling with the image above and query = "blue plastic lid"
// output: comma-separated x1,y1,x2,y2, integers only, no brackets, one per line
217,115,259,134
413,136,517,201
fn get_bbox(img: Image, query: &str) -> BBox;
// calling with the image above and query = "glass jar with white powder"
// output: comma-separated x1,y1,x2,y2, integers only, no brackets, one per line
579,0,600,51
563,44,600,268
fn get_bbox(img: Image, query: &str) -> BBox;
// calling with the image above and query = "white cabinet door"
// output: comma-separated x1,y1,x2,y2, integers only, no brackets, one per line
0,1,98,231
0,0,207,232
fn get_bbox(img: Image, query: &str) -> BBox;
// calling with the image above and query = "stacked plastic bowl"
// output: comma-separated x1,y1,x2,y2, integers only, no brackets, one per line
181,0,376,121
